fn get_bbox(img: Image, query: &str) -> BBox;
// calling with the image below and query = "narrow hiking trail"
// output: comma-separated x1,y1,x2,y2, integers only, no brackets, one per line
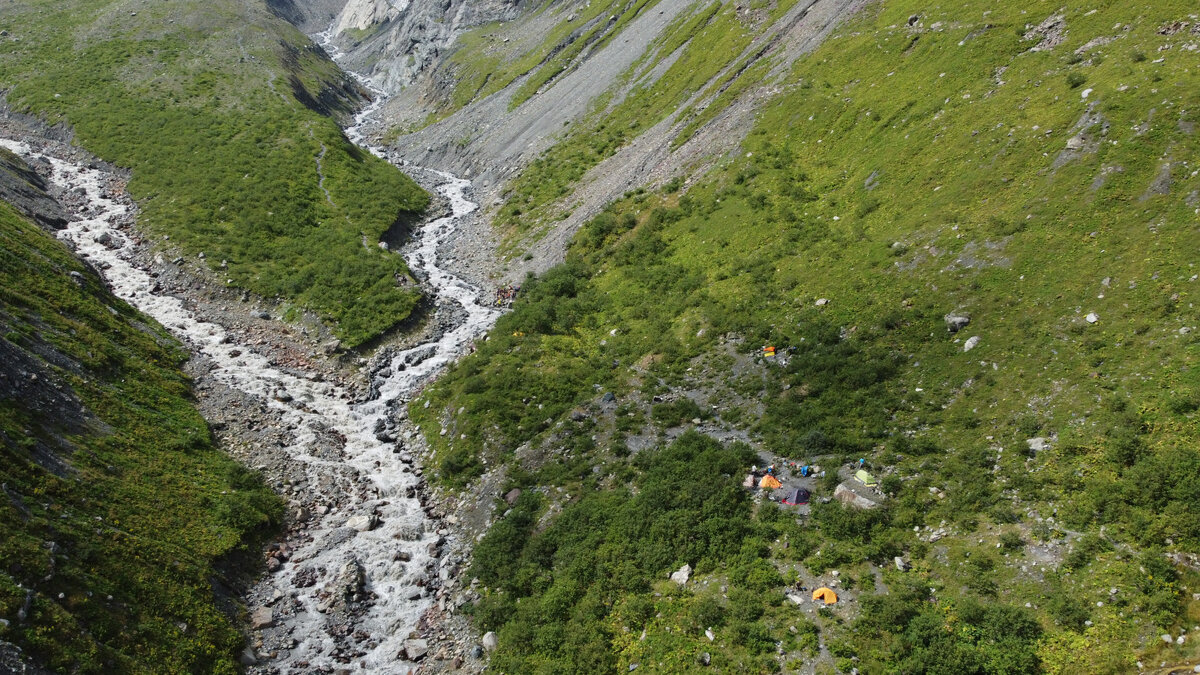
0,32,502,671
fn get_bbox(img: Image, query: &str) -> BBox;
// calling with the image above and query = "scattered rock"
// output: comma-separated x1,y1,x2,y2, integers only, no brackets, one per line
963,336,980,352
944,312,971,332
482,631,498,652
1026,437,1050,452
815,298,829,306
1024,13,1066,52
503,488,522,505
894,556,908,571
1085,312,1099,323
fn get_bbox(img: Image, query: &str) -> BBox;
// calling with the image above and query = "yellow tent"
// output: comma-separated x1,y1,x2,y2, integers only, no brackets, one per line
812,587,838,604
855,469,878,487
759,474,782,490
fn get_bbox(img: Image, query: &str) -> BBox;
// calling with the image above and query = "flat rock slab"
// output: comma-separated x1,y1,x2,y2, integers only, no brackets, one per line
834,483,880,510
250,606,274,629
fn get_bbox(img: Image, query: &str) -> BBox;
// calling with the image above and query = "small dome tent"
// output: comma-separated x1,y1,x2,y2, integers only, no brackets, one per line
782,488,811,505
812,587,838,604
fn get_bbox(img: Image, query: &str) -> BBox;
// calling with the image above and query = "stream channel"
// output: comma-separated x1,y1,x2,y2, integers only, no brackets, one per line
0,32,500,673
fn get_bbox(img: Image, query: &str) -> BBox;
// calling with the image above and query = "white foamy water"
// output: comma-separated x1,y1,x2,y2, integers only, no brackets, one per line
1,49,499,669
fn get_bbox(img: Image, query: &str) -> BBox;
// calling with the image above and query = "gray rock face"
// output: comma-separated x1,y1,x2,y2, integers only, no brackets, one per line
265,0,347,32
0,147,70,231
326,0,525,95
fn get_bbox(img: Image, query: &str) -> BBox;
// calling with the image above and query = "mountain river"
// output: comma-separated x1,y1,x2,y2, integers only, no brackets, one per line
0,33,500,673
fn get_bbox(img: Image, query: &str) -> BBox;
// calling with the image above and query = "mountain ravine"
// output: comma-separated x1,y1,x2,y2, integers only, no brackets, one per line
4,0,1200,673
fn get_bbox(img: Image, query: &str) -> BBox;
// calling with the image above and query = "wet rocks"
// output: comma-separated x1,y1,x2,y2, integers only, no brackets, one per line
317,559,367,615
345,514,381,531
293,566,319,588
94,231,124,249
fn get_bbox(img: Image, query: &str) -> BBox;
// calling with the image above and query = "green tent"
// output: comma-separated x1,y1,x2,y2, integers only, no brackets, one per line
855,469,877,487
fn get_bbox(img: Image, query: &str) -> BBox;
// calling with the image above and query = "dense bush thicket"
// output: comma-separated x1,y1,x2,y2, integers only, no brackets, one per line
418,0,1200,669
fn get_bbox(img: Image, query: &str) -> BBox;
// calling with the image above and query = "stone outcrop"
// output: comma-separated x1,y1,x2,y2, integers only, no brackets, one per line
326,0,526,94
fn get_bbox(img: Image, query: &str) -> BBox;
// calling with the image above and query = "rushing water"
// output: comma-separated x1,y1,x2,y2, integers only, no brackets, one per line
0,37,500,672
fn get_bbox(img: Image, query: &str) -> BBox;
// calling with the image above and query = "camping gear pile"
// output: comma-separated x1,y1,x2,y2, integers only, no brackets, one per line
744,463,814,505
493,283,520,307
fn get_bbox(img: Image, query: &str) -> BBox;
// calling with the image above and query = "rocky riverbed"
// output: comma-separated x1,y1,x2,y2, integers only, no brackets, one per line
1,90,503,672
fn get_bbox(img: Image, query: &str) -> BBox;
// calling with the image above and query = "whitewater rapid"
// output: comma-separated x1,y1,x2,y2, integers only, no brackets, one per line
0,51,499,670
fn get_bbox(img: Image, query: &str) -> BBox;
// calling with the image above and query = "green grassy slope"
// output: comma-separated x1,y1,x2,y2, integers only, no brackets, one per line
0,0,429,347
0,183,281,672
415,0,1200,671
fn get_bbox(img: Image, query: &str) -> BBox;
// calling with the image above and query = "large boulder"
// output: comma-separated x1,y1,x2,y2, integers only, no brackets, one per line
834,483,880,510
670,563,691,585
250,606,274,629
402,638,429,661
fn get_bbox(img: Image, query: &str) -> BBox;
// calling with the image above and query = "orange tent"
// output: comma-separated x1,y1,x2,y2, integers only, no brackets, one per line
759,474,782,489
812,587,838,604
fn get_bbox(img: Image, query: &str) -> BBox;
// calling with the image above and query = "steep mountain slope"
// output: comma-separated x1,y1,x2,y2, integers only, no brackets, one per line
356,0,870,271
0,148,280,673
316,0,528,95
0,0,429,347
400,0,1200,671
